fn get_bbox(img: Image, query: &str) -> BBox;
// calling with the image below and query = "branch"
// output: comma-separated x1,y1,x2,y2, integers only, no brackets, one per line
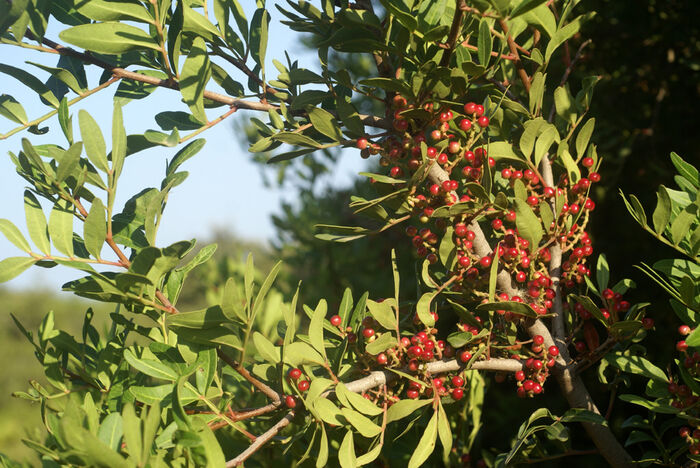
498,19,531,93
218,349,282,402
439,0,466,67
344,358,523,394
225,411,295,467
21,34,389,129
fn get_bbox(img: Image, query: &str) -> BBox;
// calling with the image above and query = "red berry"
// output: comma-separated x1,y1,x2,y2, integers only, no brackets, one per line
677,340,689,352
452,376,465,387
451,387,464,400
288,368,302,380
376,353,388,365
523,380,535,391
533,335,544,346
459,350,472,362
477,116,489,128
515,370,525,381
464,102,477,114
492,218,503,230
297,380,310,391
362,328,375,339
459,119,472,131
582,157,594,168
448,141,461,154
548,345,559,356
356,137,369,150
526,195,538,206
285,395,297,408
330,315,342,327
679,325,691,336
406,389,419,399
479,256,492,268
474,104,484,117
426,146,438,158
589,172,601,182
642,317,654,330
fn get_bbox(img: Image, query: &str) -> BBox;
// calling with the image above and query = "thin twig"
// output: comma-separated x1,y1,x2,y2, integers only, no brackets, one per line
498,19,531,93
440,0,466,67
225,411,295,467
218,349,282,402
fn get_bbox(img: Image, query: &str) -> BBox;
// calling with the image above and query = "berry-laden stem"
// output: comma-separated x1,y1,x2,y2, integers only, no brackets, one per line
426,156,633,467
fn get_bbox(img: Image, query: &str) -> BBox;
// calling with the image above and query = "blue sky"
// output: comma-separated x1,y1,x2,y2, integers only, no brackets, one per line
0,2,363,290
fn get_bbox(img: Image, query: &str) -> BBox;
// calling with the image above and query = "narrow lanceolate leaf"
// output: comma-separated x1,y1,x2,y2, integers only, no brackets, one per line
0,257,37,283
338,430,356,468
652,185,672,235
23,191,50,255
56,142,82,184
124,349,179,381
75,0,154,23
249,8,270,74
112,104,127,180
121,403,142,461
0,95,27,124
575,118,595,158
253,331,280,364
513,199,543,250
49,200,75,258
0,64,60,108
0,219,32,252
97,413,123,451
59,23,160,55
79,110,109,173
180,37,210,124
309,299,328,359
606,351,669,383
408,411,438,468
477,18,492,67
58,98,73,143
437,402,452,459
308,107,343,141
84,199,106,259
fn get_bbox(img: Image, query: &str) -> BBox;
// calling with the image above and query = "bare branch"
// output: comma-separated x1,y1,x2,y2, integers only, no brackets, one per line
225,411,295,467
218,349,282,402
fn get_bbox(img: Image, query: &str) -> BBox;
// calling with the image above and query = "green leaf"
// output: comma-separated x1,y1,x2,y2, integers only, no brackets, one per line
183,5,221,40
271,131,324,148
560,408,607,425
0,94,27,124
477,19,492,66
534,125,559,167
167,139,206,176
366,299,397,330
253,331,280,364
79,110,108,172
336,382,383,416
112,104,126,179
650,186,672,236
510,0,548,18
0,257,37,283
437,402,452,459
529,72,546,115
180,37,211,123
545,17,582,63
358,77,411,94
596,254,610,292
575,118,595,158
365,332,397,355
58,98,73,143
408,411,438,468
124,349,179,381
386,399,431,423
59,22,159,55
670,204,698,245
571,294,607,325
56,142,82,184
83,198,106,259
606,351,669,383
250,8,270,74
338,430,356,468
307,300,326,357
0,64,59,108
317,425,329,468
48,200,74,257
416,292,437,327
670,152,699,189
166,305,228,329
23,191,50,255
685,327,700,347
75,0,153,23
284,341,325,366
0,219,31,252
618,394,678,414
559,145,580,183
315,398,344,426
513,198,543,249
340,408,382,438
97,413,123,451
308,107,343,141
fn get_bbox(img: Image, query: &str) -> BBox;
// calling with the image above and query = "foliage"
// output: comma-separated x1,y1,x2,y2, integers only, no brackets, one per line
0,0,697,467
